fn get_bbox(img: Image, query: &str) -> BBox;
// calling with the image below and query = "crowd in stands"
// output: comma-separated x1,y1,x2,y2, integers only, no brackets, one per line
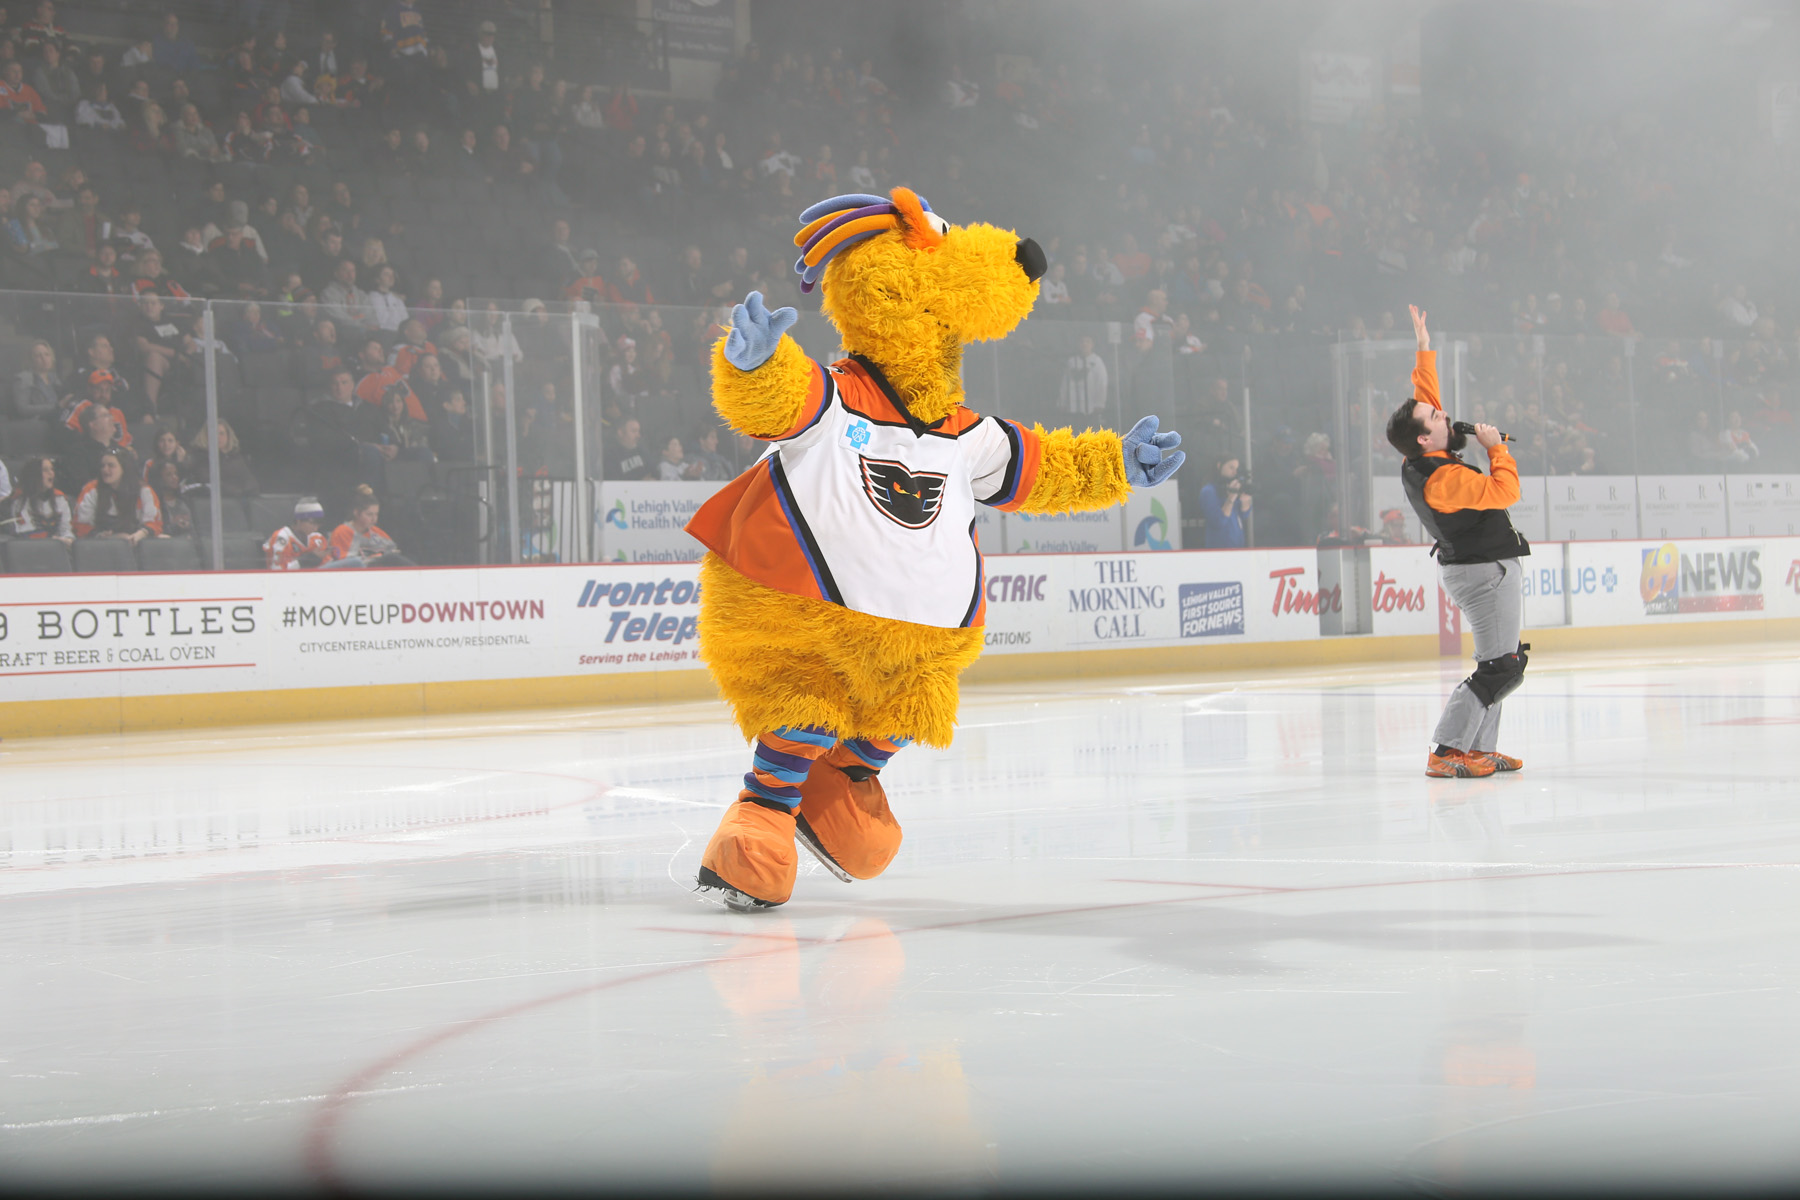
0,0,1797,564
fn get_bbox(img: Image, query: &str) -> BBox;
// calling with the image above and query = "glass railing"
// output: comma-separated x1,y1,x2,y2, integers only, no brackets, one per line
0,285,1793,573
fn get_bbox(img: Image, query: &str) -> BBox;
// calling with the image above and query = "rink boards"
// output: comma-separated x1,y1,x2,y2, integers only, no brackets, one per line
3,536,1799,737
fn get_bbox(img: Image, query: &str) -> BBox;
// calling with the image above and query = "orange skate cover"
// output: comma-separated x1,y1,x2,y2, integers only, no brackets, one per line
796,744,903,880
701,801,800,906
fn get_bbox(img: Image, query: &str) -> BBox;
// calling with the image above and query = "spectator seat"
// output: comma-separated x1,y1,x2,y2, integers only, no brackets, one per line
137,536,204,572
3,538,72,574
199,533,269,570
74,538,141,573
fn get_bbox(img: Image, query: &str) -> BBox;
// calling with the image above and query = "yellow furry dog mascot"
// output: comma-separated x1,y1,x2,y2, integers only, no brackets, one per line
685,187,1185,910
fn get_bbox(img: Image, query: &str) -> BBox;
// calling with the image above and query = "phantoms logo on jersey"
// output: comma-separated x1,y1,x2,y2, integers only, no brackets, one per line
860,456,947,529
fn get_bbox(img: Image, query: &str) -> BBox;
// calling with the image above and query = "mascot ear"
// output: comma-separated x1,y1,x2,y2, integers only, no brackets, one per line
891,187,948,250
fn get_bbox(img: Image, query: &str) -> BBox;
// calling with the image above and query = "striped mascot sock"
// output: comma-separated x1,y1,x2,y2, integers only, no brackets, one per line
740,726,838,809
841,736,911,776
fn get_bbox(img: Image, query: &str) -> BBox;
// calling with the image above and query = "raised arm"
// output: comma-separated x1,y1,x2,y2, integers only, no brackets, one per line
709,291,817,440
1410,304,1440,411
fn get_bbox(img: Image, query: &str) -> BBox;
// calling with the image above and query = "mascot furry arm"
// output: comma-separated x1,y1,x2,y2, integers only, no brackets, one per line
683,187,1183,911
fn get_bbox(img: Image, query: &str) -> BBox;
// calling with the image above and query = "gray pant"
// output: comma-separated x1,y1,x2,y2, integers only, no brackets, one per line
1433,558,1524,752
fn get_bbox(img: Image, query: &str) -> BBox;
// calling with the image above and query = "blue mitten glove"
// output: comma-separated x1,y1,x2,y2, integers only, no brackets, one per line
1122,415,1185,487
722,291,799,372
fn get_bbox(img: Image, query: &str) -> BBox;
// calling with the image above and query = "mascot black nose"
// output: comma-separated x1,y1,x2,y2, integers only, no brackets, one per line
1015,237,1047,283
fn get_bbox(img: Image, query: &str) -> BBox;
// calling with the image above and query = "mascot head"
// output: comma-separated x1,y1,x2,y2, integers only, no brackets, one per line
793,187,1046,423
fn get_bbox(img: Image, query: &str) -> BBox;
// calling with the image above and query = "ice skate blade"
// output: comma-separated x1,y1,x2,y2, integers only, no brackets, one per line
794,815,854,883
695,866,783,911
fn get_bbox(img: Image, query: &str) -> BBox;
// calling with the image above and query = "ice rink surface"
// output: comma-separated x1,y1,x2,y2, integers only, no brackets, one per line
4,644,1800,1193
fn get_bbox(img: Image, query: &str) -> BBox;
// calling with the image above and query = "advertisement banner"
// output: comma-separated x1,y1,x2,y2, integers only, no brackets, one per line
1637,475,1729,539
1771,549,1800,619
1436,581,1463,655
1725,475,1800,537
594,481,715,563
1566,540,1768,626
0,574,265,702
1565,541,1653,627
651,0,735,61
8,540,1795,715
1546,476,1639,541
995,548,1319,652
1305,52,1375,124
1635,540,1764,616
1511,475,1550,543
1062,554,1181,646
1052,549,1312,648
1246,548,1333,642
1366,546,1435,637
1121,491,1183,552
0,564,706,704
1178,581,1246,639
978,556,1061,656
1517,549,1572,629
1004,507,1123,554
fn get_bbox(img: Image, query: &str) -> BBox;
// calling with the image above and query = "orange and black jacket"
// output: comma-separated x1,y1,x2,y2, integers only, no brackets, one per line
1400,350,1531,564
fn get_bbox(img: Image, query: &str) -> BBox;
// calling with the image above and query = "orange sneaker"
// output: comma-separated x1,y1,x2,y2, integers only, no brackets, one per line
698,800,799,910
1468,751,1523,772
1426,748,1495,778
794,743,904,881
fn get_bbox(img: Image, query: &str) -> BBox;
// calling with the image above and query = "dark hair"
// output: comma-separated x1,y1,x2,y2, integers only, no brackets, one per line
92,448,139,535
1385,396,1429,458
17,454,57,506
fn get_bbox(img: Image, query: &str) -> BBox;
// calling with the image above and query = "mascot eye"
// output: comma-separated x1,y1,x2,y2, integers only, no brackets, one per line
922,212,950,238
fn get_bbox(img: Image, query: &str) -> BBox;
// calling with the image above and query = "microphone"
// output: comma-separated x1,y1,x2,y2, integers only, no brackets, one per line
1453,420,1514,444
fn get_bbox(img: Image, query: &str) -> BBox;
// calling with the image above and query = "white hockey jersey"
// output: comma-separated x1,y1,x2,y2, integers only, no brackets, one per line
687,355,1044,629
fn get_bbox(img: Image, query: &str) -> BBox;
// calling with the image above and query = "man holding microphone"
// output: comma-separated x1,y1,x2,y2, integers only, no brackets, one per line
1384,305,1531,778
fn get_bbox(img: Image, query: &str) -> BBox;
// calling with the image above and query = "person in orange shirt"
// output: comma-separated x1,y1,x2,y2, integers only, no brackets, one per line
1385,305,1531,779
352,336,428,422
264,497,330,569
388,318,436,376
327,484,414,567
605,254,654,307
74,449,161,541
62,370,133,450
563,248,607,303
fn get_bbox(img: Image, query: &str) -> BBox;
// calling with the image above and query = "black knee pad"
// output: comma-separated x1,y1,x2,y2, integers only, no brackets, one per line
1466,642,1528,707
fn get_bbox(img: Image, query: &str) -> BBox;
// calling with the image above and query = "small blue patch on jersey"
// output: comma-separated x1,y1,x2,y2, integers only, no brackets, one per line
845,419,872,449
